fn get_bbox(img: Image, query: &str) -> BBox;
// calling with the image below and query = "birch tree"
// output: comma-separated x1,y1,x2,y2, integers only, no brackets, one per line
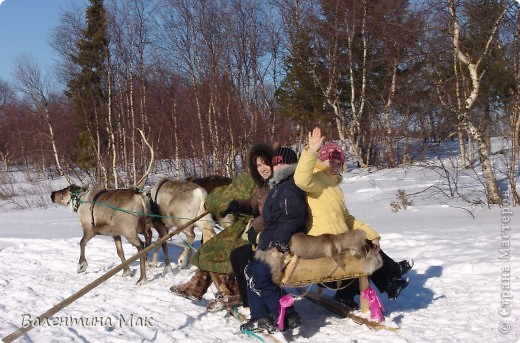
159,0,217,174
13,55,70,183
294,0,421,167
224,0,280,168
447,0,508,204
0,80,16,171
106,0,156,187
303,0,369,167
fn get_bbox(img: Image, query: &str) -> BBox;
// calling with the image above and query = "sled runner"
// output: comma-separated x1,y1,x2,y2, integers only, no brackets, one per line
295,287,400,332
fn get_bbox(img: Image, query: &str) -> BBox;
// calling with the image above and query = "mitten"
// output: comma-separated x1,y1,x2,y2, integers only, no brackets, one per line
247,228,258,245
275,241,290,254
220,200,239,217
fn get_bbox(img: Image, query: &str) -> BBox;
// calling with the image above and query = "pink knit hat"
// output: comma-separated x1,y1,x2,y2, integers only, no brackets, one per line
318,143,345,165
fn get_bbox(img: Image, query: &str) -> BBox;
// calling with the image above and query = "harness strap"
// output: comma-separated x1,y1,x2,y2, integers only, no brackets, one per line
90,189,108,227
150,179,169,218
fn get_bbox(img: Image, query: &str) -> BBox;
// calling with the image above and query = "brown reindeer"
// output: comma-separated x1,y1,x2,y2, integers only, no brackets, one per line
148,178,216,269
50,184,164,285
50,129,166,285
185,175,232,193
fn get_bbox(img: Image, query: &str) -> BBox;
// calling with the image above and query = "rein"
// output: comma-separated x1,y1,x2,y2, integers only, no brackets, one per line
66,187,216,251
64,183,246,252
69,191,216,223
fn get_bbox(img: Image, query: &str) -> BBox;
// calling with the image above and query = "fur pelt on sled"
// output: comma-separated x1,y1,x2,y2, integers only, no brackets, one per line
255,230,383,285
290,230,367,258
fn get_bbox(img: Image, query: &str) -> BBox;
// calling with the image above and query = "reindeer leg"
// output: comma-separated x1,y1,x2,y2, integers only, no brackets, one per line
155,224,172,276
146,244,160,268
147,248,159,268
148,222,165,268
144,230,152,248
143,227,160,269
114,236,133,277
178,225,195,269
78,231,96,273
126,234,148,286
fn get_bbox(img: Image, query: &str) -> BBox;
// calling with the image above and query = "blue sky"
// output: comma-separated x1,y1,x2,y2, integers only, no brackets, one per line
0,0,67,84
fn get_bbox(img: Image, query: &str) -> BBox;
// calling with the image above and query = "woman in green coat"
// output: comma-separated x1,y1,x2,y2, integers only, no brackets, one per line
170,143,273,312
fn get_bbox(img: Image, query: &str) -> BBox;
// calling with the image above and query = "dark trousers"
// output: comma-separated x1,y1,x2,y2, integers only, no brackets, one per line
335,249,402,299
370,249,402,291
245,258,282,320
230,244,255,307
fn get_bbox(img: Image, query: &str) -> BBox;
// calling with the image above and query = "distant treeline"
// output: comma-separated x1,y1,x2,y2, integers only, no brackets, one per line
0,0,518,204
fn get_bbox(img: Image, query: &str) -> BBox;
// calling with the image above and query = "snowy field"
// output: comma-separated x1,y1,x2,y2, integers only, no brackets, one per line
0,148,519,343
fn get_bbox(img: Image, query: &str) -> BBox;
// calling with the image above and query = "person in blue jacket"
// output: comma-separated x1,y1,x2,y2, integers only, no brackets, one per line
240,147,306,334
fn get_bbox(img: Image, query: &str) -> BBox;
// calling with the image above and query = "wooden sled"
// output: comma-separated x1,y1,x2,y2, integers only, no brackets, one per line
279,253,372,313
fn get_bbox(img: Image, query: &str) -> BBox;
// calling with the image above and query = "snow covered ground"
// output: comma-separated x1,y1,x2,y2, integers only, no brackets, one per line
0,152,519,342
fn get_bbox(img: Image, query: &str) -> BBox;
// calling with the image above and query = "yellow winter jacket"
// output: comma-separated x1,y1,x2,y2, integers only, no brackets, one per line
294,148,381,241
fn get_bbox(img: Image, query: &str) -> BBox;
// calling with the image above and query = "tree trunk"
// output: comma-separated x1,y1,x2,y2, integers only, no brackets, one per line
347,0,369,168
508,9,520,206
383,60,398,167
453,49,467,169
172,101,181,180
448,0,506,204
106,57,119,188
12,55,70,183
457,124,467,169
44,107,70,184
467,122,501,203
511,103,520,205
129,70,137,186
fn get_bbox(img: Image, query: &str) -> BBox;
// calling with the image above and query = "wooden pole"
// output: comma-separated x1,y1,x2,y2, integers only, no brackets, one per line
2,211,209,343
359,276,369,313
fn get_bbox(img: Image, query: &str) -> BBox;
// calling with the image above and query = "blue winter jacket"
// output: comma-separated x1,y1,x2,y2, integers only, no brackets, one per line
257,164,307,251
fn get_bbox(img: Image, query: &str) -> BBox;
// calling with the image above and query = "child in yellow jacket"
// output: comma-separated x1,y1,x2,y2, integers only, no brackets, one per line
294,127,413,307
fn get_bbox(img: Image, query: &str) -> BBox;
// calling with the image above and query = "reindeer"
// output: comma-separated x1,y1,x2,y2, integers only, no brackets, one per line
148,178,216,269
50,129,168,285
185,175,232,193
50,184,163,285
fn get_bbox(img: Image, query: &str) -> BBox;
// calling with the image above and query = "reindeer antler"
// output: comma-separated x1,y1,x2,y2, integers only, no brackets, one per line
136,128,155,188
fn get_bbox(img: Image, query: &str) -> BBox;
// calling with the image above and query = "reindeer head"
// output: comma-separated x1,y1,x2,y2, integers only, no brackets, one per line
51,184,88,210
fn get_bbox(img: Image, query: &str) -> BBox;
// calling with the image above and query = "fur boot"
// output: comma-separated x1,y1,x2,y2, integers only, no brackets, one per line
209,272,240,296
170,269,212,300
223,274,240,296
206,273,242,312
206,272,242,312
